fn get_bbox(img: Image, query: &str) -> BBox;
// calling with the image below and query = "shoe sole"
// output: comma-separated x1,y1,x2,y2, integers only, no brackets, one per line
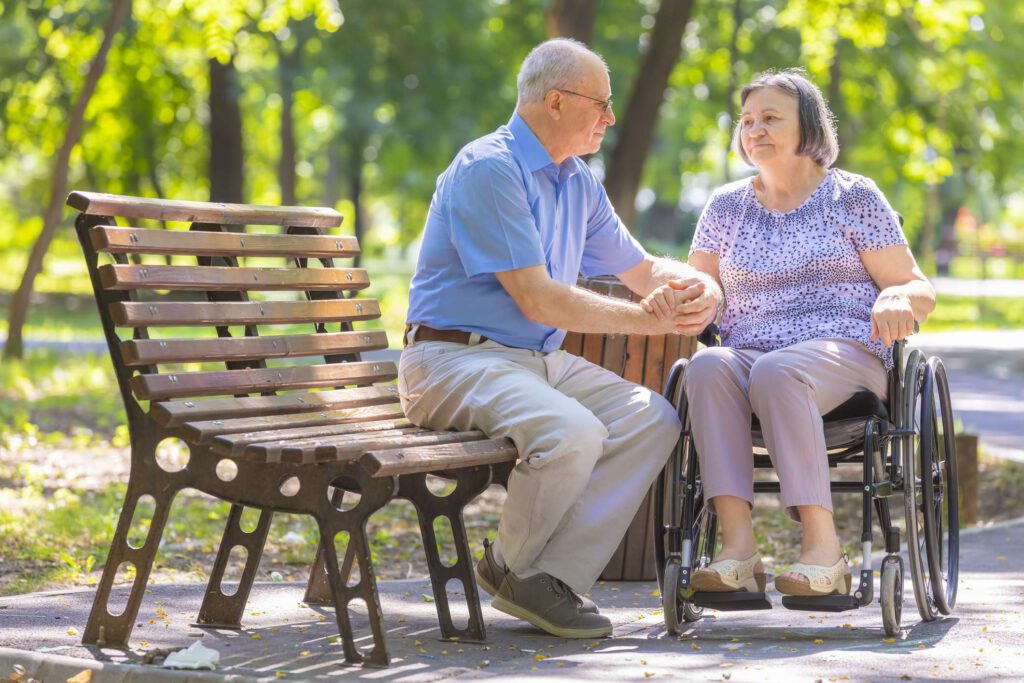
691,570,768,593
477,565,600,614
774,573,852,597
475,566,499,597
491,595,612,639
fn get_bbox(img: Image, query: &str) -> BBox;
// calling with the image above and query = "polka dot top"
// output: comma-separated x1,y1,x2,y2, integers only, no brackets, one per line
690,168,908,368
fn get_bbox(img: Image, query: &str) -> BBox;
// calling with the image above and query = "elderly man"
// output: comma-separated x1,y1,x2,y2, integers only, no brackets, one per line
399,38,721,638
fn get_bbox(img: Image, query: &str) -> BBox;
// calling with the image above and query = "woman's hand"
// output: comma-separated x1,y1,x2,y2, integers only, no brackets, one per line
870,290,916,347
640,279,720,336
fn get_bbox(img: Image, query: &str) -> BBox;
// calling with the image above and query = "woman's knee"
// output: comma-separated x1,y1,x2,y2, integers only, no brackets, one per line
683,347,745,395
748,351,809,402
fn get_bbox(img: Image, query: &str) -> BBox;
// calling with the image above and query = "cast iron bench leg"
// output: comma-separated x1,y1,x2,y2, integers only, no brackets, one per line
83,479,179,646
401,466,493,643
196,504,273,628
305,487,359,605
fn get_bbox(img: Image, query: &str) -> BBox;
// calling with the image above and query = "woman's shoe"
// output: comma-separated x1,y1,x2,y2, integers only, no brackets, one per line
774,553,852,596
691,552,767,592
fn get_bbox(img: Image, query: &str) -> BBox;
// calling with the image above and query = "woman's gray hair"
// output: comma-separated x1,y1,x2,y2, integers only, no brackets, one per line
733,68,839,168
516,38,607,106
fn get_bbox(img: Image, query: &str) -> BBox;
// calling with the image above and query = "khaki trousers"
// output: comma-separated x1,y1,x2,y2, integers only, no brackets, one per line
398,339,681,593
683,338,888,520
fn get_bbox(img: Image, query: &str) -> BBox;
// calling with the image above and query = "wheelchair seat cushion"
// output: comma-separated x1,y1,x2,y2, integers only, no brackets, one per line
751,390,888,453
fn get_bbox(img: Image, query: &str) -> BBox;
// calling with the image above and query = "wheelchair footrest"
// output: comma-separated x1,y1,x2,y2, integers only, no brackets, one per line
690,591,773,611
781,594,861,613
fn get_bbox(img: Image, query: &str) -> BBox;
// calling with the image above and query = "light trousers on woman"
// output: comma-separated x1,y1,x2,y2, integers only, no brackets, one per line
683,338,888,521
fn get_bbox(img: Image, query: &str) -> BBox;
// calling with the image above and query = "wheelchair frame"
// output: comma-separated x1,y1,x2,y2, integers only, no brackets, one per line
654,329,960,636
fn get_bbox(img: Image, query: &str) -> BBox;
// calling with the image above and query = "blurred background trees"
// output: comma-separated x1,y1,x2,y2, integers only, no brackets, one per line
2,0,1023,358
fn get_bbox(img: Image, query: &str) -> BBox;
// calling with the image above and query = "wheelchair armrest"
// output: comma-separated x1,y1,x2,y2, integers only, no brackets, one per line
697,323,721,348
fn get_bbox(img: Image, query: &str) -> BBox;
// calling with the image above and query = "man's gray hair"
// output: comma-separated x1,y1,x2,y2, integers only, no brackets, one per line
516,38,607,106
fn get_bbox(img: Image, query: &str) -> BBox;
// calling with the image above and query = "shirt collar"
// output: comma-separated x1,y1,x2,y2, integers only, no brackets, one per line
508,113,557,173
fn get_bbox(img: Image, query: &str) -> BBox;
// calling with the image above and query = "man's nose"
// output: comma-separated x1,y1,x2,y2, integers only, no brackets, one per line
604,106,616,126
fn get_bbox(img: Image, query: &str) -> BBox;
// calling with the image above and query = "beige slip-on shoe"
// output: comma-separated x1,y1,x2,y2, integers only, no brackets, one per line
691,552,768,592
774,553,852,596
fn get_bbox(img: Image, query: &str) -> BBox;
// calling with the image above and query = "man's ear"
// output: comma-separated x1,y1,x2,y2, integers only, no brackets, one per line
545,90,563,120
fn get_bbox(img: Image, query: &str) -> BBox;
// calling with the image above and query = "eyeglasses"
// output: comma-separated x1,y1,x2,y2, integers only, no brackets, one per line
557,88,613,115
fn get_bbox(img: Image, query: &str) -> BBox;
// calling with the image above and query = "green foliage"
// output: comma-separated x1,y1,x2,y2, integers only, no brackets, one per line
1,0,1022,297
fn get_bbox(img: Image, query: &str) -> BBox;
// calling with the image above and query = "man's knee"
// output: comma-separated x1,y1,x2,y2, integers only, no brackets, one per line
524,410,607,472
646,390,682,453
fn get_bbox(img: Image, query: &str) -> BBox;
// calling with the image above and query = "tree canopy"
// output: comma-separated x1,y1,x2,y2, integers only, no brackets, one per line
1,0,1021,292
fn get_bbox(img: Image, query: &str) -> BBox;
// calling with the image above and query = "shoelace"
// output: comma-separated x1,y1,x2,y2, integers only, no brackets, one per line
549,577,583,607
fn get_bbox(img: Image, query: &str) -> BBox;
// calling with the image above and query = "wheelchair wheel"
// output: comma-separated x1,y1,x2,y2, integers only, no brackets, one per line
880,555,904,637
902,352,939,621
662,496,717,634
920,357,959,615
683,501,717,623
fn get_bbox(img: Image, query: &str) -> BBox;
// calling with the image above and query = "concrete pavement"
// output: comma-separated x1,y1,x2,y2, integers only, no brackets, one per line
909,330,1024,460
1,517,1023,681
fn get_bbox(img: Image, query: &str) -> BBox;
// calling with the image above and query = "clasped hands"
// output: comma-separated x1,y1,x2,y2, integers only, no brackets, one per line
640,278,720,336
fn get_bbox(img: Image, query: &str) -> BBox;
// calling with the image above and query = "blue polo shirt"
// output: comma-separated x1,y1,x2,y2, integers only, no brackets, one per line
406,113,646,352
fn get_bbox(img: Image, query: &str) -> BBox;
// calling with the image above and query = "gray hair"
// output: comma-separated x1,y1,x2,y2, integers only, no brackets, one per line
516,38,607,106
733,68,839,168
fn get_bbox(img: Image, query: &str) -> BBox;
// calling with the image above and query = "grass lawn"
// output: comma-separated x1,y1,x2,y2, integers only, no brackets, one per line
1,280,1022,596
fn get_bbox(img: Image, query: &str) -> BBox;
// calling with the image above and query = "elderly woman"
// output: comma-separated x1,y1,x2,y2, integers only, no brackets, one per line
646,69,935,596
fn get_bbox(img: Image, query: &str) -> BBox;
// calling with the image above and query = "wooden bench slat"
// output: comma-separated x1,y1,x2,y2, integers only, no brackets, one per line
152,385,399,428
360,438,519,476
89,226,359,257
132,361,397,401
211,406,410,451
99,264,370,292
120,330,389,365
247,429,487,465
242,427,437,464
111,299,380,327
68,191,343,228
189,405,406,445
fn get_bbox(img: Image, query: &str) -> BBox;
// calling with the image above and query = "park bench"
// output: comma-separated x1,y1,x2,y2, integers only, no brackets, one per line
70,191,520,667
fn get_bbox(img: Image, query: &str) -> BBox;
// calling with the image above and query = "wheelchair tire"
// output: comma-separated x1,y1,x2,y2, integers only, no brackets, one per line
921,357,959,615
880,555,904,637
902,352,939,622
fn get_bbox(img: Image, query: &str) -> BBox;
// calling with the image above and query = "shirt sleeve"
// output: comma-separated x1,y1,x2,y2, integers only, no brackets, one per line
579,175,646,277
689,189,725,256
838,177,908,251
447,156,546,278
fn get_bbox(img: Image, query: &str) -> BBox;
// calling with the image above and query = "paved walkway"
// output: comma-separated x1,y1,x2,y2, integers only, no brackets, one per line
1,517,1022,681
910,330,1024,460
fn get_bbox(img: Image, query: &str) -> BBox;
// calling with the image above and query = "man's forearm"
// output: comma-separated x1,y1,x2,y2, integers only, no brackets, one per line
526,280,668,336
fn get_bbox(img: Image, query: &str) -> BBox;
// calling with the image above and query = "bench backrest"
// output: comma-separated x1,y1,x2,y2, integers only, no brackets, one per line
69,191,397,432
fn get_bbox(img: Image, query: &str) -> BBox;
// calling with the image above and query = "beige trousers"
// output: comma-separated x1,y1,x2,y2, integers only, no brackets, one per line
683,338,888,520
398,338,681,593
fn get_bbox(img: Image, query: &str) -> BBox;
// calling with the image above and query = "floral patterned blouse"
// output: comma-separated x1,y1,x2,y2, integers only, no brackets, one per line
690,168,908,368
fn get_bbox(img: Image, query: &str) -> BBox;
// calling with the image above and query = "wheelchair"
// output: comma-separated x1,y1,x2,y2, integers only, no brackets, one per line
654,326,959,636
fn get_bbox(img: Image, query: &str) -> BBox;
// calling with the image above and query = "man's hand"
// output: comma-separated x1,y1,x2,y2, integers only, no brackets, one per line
870,290,916,347
640,279,719,336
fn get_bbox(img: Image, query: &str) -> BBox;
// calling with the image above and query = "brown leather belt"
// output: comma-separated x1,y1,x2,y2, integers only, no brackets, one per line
404,324,487,347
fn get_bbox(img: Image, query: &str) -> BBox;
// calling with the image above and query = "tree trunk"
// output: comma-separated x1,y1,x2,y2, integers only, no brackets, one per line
208,57,245,204
603,0,695,228
722,0,743,183
545,0,596,43
828,40,844,167
3,0,131,361
348,143,365,269
322,141,342,208
276,40,298,206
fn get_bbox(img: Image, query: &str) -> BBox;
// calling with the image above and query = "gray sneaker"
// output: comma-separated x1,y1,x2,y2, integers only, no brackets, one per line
475,539,599,613
491,570,612,639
